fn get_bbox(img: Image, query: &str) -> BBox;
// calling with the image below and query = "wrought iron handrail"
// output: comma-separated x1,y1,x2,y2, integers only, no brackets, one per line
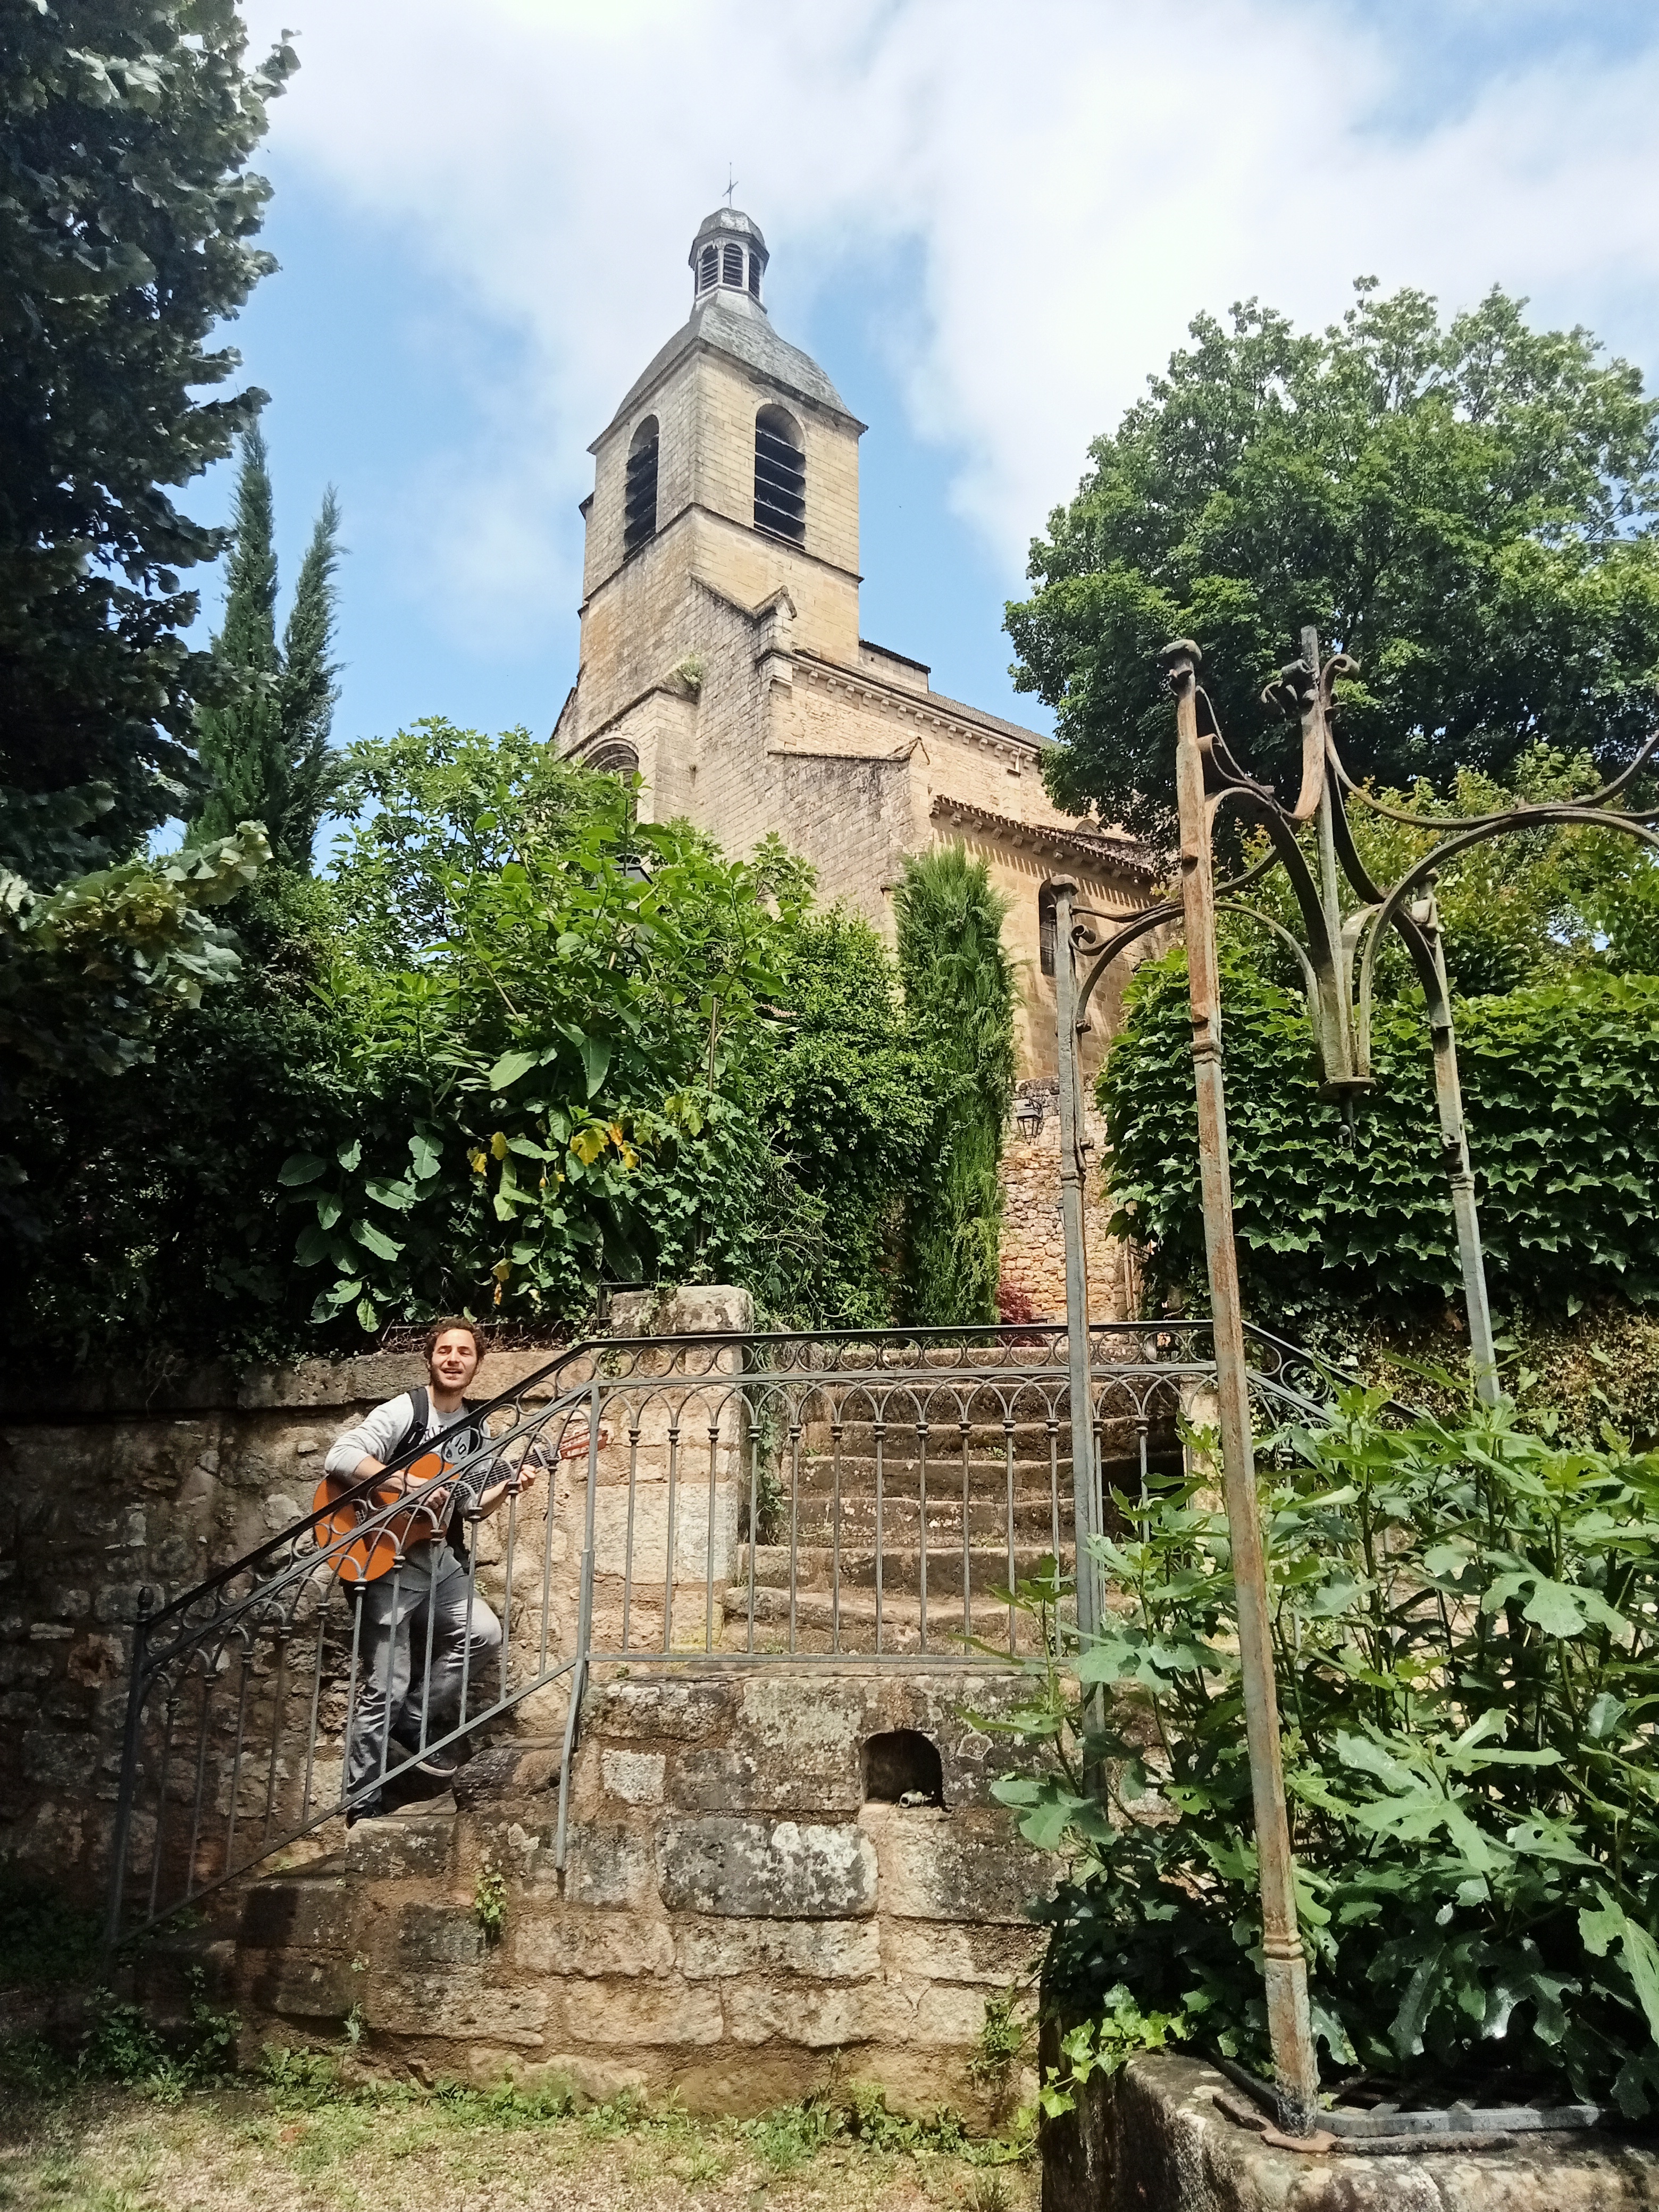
102,1319,1351,1959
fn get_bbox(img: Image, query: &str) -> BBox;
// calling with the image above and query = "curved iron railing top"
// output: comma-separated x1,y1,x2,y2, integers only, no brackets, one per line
145,1317,1347,1650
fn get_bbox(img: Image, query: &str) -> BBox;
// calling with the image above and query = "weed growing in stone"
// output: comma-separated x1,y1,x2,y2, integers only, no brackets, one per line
473,1858,507,1942
966,1992,1029,2105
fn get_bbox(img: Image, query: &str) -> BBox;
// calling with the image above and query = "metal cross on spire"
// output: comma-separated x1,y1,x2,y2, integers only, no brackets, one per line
723,165,738,208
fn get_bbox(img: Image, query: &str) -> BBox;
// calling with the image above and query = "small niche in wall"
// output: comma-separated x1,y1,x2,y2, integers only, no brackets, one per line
862,1729,943,1807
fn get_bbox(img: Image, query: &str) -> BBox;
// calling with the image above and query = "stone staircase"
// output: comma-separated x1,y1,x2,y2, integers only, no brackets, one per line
736,1402,1183,1655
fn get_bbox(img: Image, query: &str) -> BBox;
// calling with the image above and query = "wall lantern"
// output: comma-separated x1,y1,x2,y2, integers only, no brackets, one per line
1013,1093,1045,1141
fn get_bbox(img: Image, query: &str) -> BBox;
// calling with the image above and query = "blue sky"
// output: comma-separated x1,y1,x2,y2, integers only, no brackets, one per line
199,0,1659,785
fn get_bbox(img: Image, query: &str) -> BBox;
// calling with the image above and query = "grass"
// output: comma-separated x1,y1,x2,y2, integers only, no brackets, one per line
0,2042,1038,2212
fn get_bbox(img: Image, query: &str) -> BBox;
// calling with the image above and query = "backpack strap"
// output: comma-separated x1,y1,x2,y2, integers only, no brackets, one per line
397,1386,431,1462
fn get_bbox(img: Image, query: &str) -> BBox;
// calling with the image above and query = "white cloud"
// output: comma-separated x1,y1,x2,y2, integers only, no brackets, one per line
243,0,1659,630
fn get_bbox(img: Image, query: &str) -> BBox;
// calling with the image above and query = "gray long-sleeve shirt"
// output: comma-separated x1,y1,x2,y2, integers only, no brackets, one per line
324,1392,486,1587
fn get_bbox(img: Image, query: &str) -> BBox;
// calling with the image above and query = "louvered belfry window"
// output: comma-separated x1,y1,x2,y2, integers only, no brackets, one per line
753,406,806,545
723,240,743,287
748,253,761,299
698,242,718,291
624,417,659,555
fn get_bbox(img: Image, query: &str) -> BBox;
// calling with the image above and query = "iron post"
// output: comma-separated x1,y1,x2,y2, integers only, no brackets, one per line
1052,876,1102,1639
1420,920,1501,1401
101,1582,153,1969
1167,641,1321,2131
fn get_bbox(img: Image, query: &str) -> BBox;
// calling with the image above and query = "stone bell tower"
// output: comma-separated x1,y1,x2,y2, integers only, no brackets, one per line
555,206,1161,1320
556,206,867,781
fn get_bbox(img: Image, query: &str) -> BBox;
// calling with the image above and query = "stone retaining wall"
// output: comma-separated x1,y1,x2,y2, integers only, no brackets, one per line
231,1667,1046,2116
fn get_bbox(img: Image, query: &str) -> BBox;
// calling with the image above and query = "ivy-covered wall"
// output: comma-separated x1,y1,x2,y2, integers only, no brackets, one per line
1099,951,1659,1332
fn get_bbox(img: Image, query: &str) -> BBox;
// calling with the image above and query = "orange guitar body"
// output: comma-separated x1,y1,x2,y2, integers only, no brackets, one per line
312,1450,457,1585
312,1426,606,1585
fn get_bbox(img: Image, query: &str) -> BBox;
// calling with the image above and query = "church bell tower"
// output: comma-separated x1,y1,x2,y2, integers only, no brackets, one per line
559,206,867,774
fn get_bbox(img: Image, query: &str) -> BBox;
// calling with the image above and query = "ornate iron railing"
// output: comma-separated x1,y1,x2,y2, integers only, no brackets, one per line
102,1319,1339,1952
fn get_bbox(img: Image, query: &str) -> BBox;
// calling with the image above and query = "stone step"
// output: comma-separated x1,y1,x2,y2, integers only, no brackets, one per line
763,1492,1074,1547
735,1580,1049,1656
780,1447,1184,1501
792,1425,1185,1460
791,1414,1172,1453
742,1540,1062,1598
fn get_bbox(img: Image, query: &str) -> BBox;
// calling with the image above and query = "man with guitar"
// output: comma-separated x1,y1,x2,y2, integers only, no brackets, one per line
324,1318,530,1824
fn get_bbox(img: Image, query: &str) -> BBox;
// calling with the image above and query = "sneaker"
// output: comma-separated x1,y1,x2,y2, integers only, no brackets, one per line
392,1736,458,1781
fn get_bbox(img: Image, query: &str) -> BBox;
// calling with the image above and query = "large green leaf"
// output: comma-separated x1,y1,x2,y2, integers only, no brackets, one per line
580,1034,612,1098
489,1048,539,1092
350,1218,403,1262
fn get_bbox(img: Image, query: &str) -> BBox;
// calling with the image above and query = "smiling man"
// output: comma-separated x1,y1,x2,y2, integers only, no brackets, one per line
324,1317,533,1823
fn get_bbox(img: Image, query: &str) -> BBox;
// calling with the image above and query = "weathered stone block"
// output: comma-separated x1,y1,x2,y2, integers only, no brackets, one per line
372,1969,550,2049
346,1815,453,1879
601,1749,665,1805
583,1675,731,1741
675,1915,881,1982
564,1820,655,1909
240,1875,352,1952
874,1808,1051,1924
398,1904,487,1965
21,1729,94,1787
564,1977,722,2049
591,1482,740,1586
1077,2055,1659,2212
513,1910,675,1978
722,1981,874,2049
658,1816,876,1918
247,1953,358,2021
886,1921,1043,1985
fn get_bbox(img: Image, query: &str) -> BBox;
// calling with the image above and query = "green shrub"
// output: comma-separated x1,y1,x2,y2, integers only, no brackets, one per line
990,1388,1659,2115
3,725,952,1360
1100,951,1659,1326
894,845,1015,1326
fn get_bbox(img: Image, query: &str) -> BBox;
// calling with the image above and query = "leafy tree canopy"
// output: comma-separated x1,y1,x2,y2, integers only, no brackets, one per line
6,725,952,1362
1007,282,1659,846
1238,743,1659,1003
0,0,295,872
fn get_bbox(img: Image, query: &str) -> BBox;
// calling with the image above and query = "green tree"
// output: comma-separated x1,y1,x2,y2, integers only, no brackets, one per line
1006,283,1659,845
894,844,1015,1326
1232,743,1659,1003
192,426,344,869
0,1,295,873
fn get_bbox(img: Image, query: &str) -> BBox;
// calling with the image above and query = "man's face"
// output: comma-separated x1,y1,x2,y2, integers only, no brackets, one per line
430,1329,481,1395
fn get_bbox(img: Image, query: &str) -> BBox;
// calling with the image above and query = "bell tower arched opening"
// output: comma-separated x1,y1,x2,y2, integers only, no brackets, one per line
754,404,806,546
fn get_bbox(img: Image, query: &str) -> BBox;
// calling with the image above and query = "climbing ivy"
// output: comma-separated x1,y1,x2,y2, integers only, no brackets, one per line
1100,950,1659,1327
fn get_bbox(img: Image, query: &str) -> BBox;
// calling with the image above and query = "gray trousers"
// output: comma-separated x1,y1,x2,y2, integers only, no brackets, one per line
345,1561,502,1801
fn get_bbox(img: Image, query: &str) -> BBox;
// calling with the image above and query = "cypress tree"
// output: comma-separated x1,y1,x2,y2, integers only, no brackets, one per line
193,428,342,869
894,844,1016,1325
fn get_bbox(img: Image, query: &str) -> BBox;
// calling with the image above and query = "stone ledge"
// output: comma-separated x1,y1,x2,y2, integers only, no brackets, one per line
1063,2052,1659,2212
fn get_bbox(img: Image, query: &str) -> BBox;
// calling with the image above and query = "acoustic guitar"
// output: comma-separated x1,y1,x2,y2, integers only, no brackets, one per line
312,1422,606,1585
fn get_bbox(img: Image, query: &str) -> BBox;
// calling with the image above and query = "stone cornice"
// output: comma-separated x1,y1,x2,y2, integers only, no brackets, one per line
793,650,1047,770
928,794,1159,886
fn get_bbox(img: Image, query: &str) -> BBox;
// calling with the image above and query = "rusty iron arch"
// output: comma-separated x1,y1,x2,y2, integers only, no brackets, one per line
1043,632,1658,2133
